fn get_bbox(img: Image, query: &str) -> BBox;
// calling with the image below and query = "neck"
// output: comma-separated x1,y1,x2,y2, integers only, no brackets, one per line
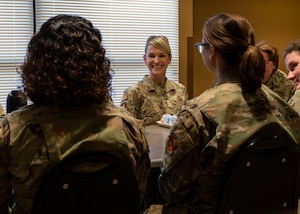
149,74,165,85
214,57,237,85
215,70,240,86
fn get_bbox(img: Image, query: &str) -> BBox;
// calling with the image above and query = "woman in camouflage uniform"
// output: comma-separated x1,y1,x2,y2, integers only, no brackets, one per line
284,39,300,114
158,13,300,214
256,40,295,101
121,36,188,126
0,15,150,214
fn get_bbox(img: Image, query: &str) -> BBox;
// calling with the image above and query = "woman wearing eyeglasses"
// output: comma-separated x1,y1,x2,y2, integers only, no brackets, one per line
158,13,300,213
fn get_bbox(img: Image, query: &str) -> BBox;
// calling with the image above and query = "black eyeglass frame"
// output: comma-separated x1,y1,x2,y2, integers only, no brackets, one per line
194,42,210,54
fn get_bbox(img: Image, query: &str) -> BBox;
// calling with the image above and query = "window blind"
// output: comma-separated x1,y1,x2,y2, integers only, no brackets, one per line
0,0,178,110
0,1,33,112
35,0,179,105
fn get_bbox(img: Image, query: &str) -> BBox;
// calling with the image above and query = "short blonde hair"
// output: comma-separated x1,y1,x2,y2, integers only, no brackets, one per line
144,35,171,55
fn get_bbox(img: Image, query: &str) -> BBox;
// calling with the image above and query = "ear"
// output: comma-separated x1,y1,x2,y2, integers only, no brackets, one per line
209,45,216,60
169,53,172,64
143,55,146,64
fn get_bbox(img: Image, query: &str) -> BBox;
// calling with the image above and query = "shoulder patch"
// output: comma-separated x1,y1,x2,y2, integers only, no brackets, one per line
166,133,178,154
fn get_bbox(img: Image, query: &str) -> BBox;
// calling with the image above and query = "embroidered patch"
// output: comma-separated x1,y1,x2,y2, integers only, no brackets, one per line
166,133,178,154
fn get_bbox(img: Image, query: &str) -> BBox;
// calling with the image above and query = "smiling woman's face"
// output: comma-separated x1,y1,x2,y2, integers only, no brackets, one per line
285,51,300,90
143,45,171,78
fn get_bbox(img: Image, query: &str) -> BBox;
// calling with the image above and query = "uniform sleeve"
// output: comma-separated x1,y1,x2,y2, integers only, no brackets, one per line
121,87,142,120
120,87,130,108
182,84,189,106
288,90,300,115
0,104,5,119
175,83,189,111
276,77,295,102
267,70,295,102
131,124,151,204
0,119,12,214
283,81,296,102
158,109,209,204
121,108,150,204
181,83,188,99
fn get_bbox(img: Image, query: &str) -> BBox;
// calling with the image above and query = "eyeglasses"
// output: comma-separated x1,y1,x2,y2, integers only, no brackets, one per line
194,42,210,54
264,59,272,64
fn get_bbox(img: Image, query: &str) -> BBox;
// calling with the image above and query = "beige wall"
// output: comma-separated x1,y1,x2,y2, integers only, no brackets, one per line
179,0,300,98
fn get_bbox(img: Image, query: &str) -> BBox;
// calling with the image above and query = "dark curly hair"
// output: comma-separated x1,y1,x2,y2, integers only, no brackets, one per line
20,14,112,105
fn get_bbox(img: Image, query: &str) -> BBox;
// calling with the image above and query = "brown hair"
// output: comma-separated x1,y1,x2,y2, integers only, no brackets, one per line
256,41,279,70
283,39,300,60
202,13,264,93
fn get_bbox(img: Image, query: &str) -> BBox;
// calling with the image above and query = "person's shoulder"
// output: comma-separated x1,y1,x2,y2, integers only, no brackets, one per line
288,90,300,118
110,104,146,136
5,104,42,121
107,101,140,123
166,78,185,87
125,85,147,99
175,82,187,90
136,75,152,85
267,69,294,90
187,83,242,106
165,79,187,95
275,69,288,76
272,69,291,82
127,75,153,92
289,90,300,103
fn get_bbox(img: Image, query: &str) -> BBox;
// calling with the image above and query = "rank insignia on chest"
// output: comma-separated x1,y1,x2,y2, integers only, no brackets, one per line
166,133,178,154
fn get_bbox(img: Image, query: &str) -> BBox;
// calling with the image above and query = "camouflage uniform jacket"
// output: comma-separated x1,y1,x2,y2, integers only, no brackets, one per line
265,69,295,101
288,89,300,114
0,101,150,214
0,104,5,118
121,75,188,126
159,83,300,214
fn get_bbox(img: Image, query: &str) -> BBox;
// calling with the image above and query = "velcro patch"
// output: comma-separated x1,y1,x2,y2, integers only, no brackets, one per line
166,133,178,154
